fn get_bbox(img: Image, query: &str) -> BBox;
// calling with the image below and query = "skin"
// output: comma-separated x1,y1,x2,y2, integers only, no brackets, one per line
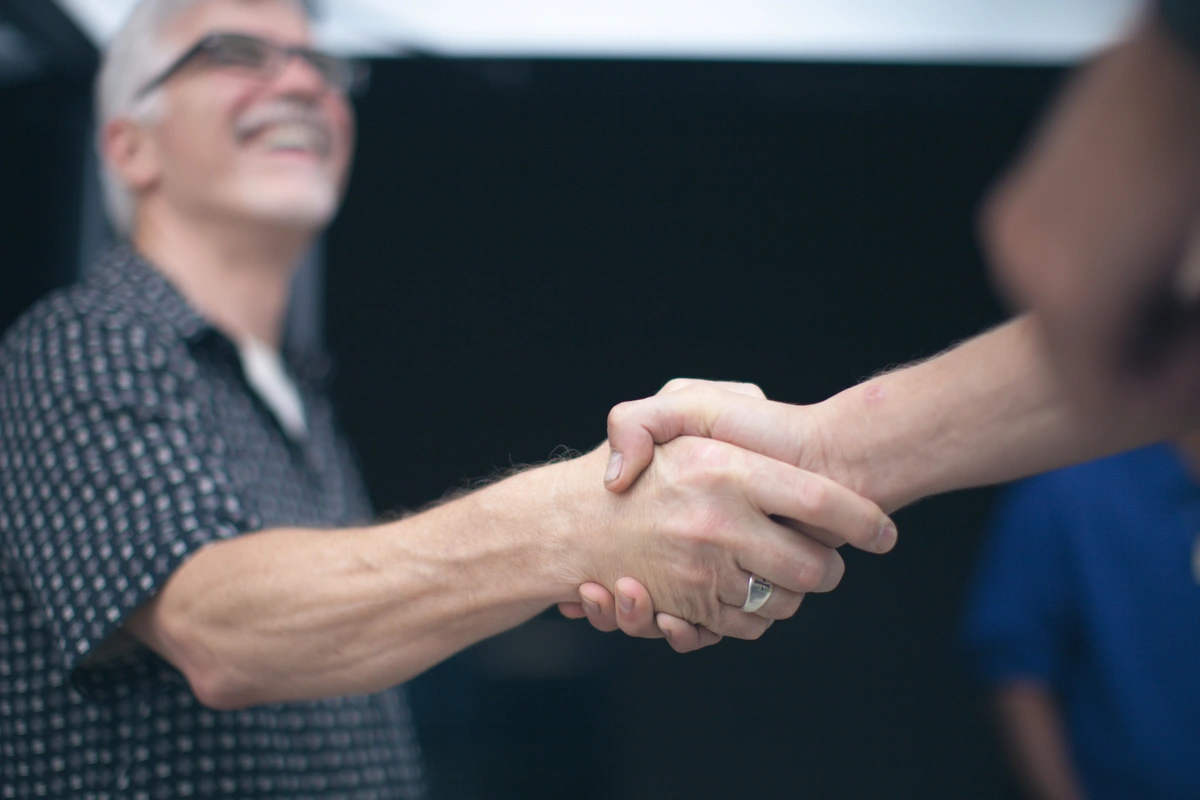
567,6,1200,651
993,682,1084,800
985,11,1200,428
569,315,1200,649
99,0,897,709
104,0,355,347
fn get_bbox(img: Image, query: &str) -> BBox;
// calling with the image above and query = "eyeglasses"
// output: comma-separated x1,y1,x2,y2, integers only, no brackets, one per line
135,32,370,100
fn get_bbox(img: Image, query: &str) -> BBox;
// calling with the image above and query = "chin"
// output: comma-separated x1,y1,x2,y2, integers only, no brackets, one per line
243,184,340,231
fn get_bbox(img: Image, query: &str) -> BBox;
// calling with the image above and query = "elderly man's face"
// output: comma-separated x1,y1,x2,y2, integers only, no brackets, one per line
145,0,355,234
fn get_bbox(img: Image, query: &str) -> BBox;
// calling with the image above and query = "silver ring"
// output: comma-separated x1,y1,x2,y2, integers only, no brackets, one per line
740,574,773,613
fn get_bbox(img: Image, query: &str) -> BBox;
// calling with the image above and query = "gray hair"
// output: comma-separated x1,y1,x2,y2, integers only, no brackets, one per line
94,0,312,237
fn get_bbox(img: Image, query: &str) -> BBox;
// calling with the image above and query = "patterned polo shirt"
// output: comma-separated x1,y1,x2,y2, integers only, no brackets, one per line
0,246,424,799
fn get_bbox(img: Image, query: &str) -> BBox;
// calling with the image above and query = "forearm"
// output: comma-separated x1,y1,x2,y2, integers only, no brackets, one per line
994,682,1085,800
128,458,590,710
813,315,1197,510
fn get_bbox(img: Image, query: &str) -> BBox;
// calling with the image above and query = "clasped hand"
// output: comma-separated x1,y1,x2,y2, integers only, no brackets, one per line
561,379,896,653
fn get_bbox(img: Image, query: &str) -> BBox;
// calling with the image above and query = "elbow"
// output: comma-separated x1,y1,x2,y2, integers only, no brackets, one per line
186,664,264,711
168,634,268,711
132,601,270,711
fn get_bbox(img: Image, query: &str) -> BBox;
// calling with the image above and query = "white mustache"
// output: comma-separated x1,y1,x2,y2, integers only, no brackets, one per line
234,100,332,153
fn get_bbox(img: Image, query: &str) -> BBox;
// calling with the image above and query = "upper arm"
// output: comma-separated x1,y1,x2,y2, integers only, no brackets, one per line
0,311,250,681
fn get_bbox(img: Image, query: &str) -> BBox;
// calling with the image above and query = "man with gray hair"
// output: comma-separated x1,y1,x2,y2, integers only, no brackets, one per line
0,0,894,796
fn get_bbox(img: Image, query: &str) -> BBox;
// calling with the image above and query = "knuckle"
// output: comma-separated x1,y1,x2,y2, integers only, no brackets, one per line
678,505,736,549
790,557,823,593
660,378,694,394
678,437,736,479
686,435,724,462
796,478,830,518
662,560,722,620
711,607,735,635
606,400,636,431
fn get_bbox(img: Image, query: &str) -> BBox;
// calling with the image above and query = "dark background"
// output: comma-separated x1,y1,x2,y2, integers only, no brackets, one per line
1,42,1067,799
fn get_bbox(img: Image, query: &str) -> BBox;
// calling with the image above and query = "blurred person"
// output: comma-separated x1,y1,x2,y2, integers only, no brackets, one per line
0,0,895,796
984,0,1200,429
961,434,1200,800
561,0,1200,650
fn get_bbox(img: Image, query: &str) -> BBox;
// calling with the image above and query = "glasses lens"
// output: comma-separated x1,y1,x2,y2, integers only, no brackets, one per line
205,35,274,70
303,51,368,95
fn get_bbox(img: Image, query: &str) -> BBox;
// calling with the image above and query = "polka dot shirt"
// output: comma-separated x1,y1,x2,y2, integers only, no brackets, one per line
0,247,424,799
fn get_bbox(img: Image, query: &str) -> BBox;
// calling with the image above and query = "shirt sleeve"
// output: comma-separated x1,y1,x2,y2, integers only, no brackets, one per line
1160,0,1200,62
960,475,1077,688
0,307,250,678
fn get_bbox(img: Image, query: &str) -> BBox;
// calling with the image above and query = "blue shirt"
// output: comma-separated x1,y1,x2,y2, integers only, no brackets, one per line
962,444,1200,800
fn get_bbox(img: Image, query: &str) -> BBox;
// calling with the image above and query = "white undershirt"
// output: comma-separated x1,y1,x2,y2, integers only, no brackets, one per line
237,337,308,440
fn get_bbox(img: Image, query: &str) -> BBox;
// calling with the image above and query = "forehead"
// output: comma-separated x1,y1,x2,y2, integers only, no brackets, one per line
166,0,312,47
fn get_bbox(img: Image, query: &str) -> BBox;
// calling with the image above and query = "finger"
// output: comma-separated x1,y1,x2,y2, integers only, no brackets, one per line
741,449,897,555
613,577,666,639
775,515,842,549
710,504,846,598
557,602,587,619
720,573,807,621
578,582,620,633
704,608,775,641
741,525,847,596
605,384,802,493
660,378,767,399
783,516,903,562
656,613,722,653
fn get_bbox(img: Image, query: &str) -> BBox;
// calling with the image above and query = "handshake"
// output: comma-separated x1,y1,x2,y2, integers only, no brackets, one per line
544,377,901,655
500,305,1196,663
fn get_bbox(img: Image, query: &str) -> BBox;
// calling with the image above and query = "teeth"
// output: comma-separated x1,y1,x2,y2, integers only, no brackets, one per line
257,123,327,155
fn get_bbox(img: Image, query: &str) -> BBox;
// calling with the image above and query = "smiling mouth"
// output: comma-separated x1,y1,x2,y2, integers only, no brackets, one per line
240,122,332,158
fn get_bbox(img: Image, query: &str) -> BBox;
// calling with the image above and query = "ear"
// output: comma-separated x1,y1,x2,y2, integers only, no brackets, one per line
102,117,162,194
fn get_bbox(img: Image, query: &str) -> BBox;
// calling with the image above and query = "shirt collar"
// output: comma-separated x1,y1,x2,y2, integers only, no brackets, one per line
85,243,336,390
85,243,213,343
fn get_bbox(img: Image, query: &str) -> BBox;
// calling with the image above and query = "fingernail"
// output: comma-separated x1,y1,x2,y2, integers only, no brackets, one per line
604,450,623,484
618,591,634,614
582,598,601,616
876,522,898,553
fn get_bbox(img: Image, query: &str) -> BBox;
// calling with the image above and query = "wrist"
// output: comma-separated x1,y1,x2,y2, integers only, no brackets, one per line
808,383,920,513
378,456,598,614
459,450,604,603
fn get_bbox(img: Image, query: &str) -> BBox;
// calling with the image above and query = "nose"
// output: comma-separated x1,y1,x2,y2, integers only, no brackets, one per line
268,51,330,99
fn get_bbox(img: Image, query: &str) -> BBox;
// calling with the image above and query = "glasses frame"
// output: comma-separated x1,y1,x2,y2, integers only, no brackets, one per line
134,32,370,101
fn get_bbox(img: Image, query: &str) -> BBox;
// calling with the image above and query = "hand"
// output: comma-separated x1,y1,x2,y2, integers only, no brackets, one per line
560,379,790,647
558,576,723,653
561,434,896,642
984,13,1200,425
560,379,895,650
602,378,844,499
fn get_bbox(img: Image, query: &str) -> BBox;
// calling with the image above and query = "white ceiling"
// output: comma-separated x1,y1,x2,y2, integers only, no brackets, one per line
55,0,1142,64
